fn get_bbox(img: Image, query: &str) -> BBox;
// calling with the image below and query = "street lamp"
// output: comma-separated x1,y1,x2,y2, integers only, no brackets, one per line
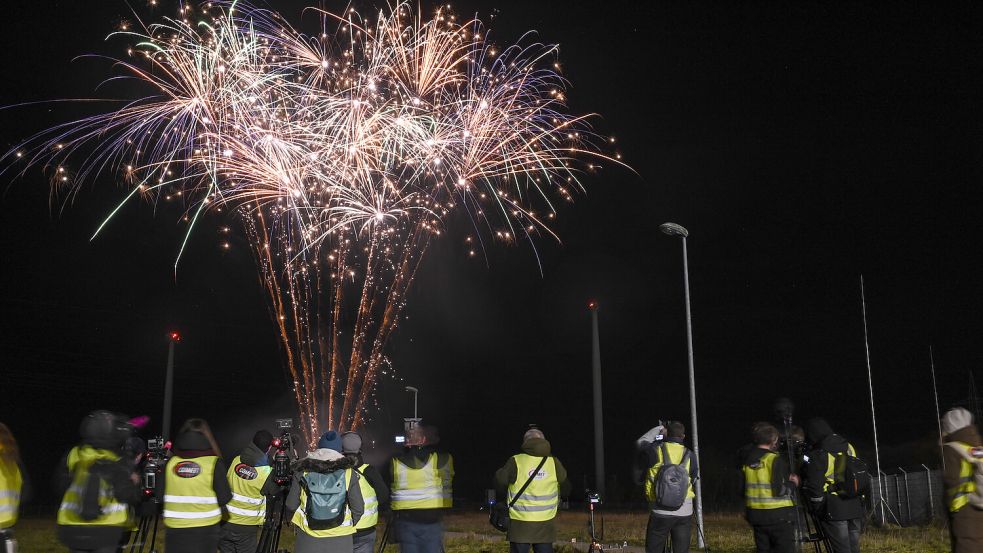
162,330,181,442
659,222,705,548
405,386,419,420
588,300,605,497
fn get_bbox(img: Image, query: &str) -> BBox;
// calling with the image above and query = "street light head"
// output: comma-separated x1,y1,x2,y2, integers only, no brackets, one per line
587,300,598,311
405,386,418,393
659,222,689,238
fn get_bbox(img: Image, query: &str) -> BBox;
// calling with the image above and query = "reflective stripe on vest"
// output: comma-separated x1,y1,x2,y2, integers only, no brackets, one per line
291,468,355,537
743,451,794,510
224,455,272,526
823,443,857,495
947,442,978,513
163,455,221,528
0,458,22,529
391,452,453,510
508,455,558,522
56,446,130,527
355,464,379,530
644,442,695,503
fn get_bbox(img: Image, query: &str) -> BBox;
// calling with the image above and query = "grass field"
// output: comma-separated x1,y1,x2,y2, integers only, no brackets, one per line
11,511,951,552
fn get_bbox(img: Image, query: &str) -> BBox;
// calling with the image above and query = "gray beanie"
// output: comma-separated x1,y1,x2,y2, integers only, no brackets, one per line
342,431,362,454
523,428,545,442
942,407,974,436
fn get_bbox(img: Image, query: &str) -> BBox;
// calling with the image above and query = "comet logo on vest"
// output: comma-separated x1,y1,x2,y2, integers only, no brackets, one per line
235,463,258,480
175,461,202,478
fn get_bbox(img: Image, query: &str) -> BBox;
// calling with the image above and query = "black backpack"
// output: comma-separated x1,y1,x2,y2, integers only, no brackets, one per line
832,451,870,498
653,443,691,511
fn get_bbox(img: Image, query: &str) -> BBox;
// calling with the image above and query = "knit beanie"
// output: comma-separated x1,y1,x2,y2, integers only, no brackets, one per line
253,430,274,451
318,430,343,452
523,428,545,442
942,407,974,436
342,432,363,454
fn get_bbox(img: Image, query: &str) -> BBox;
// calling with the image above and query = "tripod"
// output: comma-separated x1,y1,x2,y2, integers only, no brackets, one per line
127,499,161,553
257,490,289,553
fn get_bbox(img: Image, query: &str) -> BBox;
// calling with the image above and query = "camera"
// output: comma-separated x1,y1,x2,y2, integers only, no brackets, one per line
271,419,294,486
142,435,169,499
394,435,406,445
586,491,601,505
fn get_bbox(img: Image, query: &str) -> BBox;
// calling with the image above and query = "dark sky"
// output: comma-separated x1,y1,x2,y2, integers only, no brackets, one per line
3,1,983,508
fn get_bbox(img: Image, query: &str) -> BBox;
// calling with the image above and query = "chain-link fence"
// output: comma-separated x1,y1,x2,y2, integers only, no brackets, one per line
869,467,943,526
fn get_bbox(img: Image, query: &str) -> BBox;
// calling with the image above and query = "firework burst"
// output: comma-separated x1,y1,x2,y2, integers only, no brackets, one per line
6,1,620,445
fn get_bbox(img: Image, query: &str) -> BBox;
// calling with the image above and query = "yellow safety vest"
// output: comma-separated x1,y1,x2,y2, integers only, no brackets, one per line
391,452,453,510
947,441,981,513
354,464,378,530
163,455,221,528
823,443,857,495
508,455,558,522
0,458,23,529
644,442,695,502
743,451,795,510
291,468,356,537
57,446,130,527
224,455,272,526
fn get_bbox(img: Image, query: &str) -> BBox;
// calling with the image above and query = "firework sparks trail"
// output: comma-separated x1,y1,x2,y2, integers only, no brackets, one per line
5,2,622,446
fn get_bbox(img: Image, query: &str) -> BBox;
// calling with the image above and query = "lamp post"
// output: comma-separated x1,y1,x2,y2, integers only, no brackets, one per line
405,386,419,420
588,300,605,497
162,331,181,442
659,222,705,549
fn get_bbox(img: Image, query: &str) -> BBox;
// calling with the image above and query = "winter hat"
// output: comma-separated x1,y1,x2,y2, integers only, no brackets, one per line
942,407,974,436
806,418,833,445
523,428,545,442
342,431,362,454
253,430,274,451
318,431,343,452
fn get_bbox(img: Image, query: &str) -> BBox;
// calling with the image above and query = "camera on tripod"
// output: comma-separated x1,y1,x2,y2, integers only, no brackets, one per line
271,419,294,486
142,436,170,499
586,491,601,506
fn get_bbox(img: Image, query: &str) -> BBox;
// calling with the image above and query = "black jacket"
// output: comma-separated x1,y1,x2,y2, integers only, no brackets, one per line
223,442,283,533
386,447,452,523
738,447,796,525
802,420,863,521
55,445,141,548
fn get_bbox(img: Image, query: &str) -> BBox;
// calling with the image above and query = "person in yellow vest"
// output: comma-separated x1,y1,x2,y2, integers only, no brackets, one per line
0,423,31,551
286,431,364,553
55,411,140,553
801,418,862,553
942,407,983,553
388,424,453,553
341,431,390,553
494,428,570,553
636,421,698,553
219,429,281,553
160,418,232,553
739,422,799,553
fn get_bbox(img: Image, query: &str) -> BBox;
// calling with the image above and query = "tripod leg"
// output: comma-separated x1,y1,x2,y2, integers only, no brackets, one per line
148,514,161,553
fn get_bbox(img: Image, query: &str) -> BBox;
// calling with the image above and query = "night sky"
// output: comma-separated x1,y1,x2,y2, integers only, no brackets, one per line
3,1,983,510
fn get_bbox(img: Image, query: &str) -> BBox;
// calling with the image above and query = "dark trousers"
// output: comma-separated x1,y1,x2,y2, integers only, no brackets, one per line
645,514,691,553
218,524,259,553
165,524,221,553
751,521,796,553
353,528,377,553
510,543,554,553
394,519,443,553
820,518,861,553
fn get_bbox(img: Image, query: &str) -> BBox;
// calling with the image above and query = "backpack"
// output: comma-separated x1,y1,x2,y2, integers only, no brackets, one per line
80,460,121,521
945,442,983,509
832,450,871,498
300,470,349,530
653,443,691,511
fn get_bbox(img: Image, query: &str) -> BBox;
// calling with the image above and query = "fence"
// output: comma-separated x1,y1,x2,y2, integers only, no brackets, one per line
869,466,943,526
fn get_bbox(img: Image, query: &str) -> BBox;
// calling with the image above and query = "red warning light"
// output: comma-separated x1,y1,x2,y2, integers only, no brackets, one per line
272,438,281,448
169,331,182,342
587,300,598,310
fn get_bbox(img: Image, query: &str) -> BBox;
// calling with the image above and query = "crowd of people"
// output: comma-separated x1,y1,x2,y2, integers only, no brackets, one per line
0,406,980,553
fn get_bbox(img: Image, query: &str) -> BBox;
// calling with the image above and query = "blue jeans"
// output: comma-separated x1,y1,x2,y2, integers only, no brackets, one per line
394,519,443,553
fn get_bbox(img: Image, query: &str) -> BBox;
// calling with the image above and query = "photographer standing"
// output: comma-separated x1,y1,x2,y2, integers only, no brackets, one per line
388,424,453,553
341,431,390,553
493,428,570,553
801,418,863,553
739,423,799,553
0,423,31,551
941,407,983,553
219,430,280,553
160,418,231,553
636,421,698,553
55,411,141,553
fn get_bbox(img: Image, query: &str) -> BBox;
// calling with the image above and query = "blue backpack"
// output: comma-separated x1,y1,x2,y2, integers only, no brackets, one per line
300,470,348,530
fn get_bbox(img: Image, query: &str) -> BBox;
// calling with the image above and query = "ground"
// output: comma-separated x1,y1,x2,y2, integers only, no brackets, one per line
12,511,950,552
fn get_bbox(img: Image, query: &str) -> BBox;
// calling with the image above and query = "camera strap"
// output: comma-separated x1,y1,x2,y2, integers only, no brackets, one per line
508,456,549,509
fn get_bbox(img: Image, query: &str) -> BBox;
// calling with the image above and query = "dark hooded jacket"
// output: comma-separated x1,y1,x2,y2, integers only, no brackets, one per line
802,419,863,521
223,442,283,533
348,452,390,536
943,424,983,547
494,438,571,544
386,446,452,523
155,430,232,507
286,449,364,530
738,446,796,525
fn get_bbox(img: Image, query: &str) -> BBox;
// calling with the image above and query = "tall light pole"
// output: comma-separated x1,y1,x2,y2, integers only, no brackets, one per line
405,386,419,420
588,300,605,497
659,222,705,548
162,331,181,442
